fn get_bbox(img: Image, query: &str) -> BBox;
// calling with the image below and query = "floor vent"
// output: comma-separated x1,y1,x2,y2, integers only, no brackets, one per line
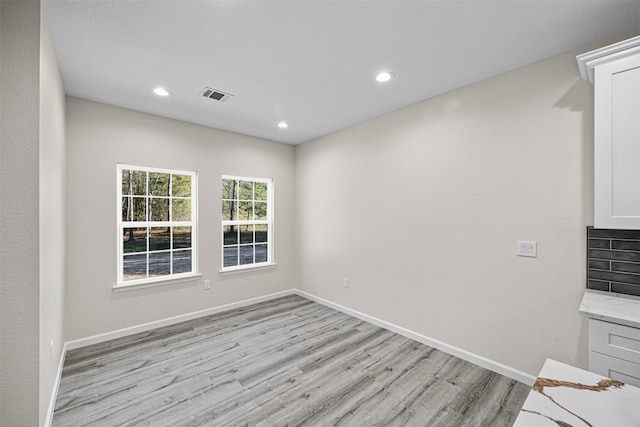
201,87,234,103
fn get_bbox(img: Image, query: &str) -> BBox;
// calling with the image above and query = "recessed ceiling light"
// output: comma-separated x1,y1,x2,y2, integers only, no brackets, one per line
376,71,394,82
152,87,170,96
277,121,289,129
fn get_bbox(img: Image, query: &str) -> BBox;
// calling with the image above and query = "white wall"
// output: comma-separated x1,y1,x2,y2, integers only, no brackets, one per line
39,8,66,425
65,98,295,340
0,1,41,425
295,46,596,377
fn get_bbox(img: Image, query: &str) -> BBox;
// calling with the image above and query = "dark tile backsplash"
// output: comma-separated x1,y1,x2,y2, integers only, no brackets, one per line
587,227,640,297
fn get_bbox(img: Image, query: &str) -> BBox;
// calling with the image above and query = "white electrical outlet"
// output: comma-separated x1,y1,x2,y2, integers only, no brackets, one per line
517,241,537,257
343,277,350,288
204,279,211,290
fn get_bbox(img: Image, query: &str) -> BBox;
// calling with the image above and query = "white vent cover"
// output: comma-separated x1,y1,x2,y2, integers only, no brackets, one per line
201,87,234,103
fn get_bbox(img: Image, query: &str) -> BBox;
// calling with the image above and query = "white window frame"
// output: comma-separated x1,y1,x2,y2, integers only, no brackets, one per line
221,175,274,272
116,164,198,289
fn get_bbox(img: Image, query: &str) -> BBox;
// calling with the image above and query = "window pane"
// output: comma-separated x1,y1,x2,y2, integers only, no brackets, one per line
238,201,253,220
255,224,268,243
122,197,131,221
224,225,238,245
224,246,238,267
254,202,267,220
255,244,268,263
222,200,235,221
149,172,170,196
150,227,170,251
150,198,169,221
255,182,267,201
239,181,253,200
131,170,146,195
240,224,254,244
172,174,191,197
123,228,147,253
173,226,191,249
126,197,146,221
149,252,171,277
173,250,192,274
172,199,191,221
123,253,147,281
121,169,145,196
239,246,254,265
222,179,237,200
122,170,131,196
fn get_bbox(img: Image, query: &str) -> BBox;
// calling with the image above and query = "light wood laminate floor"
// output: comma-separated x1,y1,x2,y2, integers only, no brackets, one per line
53,295,529,426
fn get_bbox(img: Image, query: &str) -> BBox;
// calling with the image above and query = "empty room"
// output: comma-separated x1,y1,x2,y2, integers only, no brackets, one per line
3,0,640,426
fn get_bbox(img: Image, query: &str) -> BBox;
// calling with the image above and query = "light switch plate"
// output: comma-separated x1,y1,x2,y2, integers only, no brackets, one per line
517,241,537,257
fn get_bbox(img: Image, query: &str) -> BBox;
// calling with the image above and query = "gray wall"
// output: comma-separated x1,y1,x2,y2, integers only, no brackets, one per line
295,45,597,377
0,3,66,424
39,8,67,425
1,1,43,425
64,98,295,340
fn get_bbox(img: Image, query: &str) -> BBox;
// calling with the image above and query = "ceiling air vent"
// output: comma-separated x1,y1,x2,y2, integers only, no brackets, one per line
201,87,234,103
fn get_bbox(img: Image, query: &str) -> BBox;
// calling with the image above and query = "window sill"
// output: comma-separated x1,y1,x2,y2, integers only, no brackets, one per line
219,263,277,277
113,273,203,292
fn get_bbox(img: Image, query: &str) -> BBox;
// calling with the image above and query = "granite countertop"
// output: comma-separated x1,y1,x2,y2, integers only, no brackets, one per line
513,358,640,426
579,289,640,328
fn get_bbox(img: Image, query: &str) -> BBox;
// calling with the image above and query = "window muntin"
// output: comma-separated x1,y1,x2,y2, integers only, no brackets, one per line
117,165,197,285
221,176,272,270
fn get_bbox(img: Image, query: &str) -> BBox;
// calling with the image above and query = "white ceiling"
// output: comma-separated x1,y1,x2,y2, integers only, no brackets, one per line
43,0,640,145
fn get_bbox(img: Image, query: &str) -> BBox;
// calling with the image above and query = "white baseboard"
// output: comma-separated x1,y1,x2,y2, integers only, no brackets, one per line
61,288,534,393
44,341,67,427
293,289,536,386
65,289,296,350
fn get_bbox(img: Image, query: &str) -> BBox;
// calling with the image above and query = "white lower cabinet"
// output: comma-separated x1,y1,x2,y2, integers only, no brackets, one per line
588,318,640,387
589,351,640,386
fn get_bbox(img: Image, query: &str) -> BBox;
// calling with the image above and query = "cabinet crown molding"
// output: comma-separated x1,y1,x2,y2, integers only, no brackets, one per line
577,35,640,84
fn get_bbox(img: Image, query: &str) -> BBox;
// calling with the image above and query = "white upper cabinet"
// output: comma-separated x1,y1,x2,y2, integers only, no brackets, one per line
578,36,640,229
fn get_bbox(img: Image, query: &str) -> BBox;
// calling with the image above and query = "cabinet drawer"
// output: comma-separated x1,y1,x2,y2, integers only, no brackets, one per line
589,318,640,364
589,350,640,388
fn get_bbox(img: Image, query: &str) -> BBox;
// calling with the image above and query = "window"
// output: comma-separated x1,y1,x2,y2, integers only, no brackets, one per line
222,176,272,270
117,164,197,286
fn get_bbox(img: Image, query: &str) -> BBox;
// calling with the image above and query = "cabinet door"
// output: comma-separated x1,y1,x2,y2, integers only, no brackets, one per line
589,319,640,364
595,54,640,229
589,351,640,387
